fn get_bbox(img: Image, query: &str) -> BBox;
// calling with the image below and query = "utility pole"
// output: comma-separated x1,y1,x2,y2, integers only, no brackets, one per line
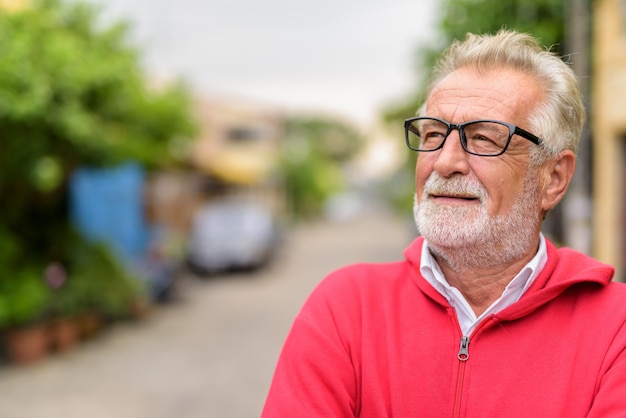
562,0,593,254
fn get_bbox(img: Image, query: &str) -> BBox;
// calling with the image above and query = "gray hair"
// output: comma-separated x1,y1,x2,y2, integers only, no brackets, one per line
423,30,585,165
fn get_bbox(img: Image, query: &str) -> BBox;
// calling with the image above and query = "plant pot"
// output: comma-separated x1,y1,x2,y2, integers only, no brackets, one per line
77,310,103,340
130,297,151,320
3,323,49,365
47,317,79,353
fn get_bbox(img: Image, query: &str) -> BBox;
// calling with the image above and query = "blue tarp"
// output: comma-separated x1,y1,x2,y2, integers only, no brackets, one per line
69,162,149,263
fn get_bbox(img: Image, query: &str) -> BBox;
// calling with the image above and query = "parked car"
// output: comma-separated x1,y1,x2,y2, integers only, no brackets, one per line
186,197,280,276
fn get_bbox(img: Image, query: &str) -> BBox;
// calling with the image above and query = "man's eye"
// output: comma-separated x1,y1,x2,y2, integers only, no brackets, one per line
470,133,495,142
423,130,445,139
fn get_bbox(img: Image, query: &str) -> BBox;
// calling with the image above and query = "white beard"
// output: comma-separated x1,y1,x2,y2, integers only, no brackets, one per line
413,172,540,271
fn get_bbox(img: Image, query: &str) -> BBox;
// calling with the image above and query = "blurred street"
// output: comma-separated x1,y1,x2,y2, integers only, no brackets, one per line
0,208,414,418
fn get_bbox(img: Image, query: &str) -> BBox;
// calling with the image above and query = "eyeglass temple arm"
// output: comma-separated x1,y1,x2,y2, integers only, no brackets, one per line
405,123,420,136
514,126,543,146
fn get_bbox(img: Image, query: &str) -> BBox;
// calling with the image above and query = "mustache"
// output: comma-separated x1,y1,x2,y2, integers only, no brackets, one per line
422,173,487,201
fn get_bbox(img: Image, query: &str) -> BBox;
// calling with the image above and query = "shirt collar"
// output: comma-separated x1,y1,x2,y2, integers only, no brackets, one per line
419,234,548,335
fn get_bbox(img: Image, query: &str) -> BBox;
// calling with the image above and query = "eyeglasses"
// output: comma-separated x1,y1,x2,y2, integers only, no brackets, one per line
404,116,543,157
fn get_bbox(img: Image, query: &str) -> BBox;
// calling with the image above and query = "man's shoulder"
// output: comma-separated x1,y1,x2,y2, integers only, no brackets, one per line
322,259,412,289
547,241,615,286
602,281,626,310
297,258,428,328
301,259,415,308
547,242,626,306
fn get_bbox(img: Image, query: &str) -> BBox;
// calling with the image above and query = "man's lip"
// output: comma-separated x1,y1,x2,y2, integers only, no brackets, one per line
429,193,479,201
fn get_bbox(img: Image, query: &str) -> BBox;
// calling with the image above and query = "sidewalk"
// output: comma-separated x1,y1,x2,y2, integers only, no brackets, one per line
0,209,415,418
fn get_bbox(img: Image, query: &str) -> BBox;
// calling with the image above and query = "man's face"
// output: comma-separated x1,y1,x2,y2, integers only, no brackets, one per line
414,67,546,264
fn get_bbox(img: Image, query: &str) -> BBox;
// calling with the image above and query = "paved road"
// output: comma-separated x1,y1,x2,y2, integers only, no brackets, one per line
0,210,414,418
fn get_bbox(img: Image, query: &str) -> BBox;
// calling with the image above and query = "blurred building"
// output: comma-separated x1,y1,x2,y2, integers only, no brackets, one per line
190,98,285,210
593,0,626,281
193,100,277,174
184,98,286,274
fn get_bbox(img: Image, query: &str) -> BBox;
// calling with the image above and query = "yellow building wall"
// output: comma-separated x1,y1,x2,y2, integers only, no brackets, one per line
593,0,626,281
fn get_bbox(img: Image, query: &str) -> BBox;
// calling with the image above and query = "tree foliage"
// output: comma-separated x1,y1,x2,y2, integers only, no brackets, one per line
281,117,364,219
0,0,197,328
440,0,565,50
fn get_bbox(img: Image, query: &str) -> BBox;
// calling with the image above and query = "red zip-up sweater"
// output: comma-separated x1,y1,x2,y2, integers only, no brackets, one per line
262,237,626,417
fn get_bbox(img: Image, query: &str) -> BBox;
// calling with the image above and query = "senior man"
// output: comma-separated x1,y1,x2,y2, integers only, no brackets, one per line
262,30,626,417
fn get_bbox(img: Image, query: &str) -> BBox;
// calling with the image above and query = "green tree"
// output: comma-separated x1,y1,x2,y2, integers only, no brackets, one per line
281,117,364,219
0,0,197,328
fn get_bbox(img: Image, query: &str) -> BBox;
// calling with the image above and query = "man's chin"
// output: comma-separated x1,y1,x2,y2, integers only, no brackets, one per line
416,213,489,245
420,230,480,249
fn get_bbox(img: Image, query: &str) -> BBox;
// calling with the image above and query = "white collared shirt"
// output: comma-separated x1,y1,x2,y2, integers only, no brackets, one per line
419,235,548,336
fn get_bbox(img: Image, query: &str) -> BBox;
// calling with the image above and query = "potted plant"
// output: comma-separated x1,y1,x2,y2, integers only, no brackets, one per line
0,268,51,365
69,239,149,324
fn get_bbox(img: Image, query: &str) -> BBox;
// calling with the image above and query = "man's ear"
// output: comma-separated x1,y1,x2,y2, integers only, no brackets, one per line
540,150,577,212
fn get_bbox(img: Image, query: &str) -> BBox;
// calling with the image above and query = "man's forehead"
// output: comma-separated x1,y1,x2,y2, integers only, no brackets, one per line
425,67,543,121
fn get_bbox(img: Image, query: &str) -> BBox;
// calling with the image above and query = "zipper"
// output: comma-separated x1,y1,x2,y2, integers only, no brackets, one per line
457,336,470,361
453,336,470,418
451,317,496,417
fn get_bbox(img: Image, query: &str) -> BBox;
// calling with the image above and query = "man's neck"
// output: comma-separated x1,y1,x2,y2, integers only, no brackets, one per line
431,245,538,317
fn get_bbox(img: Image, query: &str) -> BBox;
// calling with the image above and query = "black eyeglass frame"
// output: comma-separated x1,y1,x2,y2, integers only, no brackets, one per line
404,116,544,157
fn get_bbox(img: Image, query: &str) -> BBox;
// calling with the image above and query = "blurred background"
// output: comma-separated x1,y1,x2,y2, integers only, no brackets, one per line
0,0,625,416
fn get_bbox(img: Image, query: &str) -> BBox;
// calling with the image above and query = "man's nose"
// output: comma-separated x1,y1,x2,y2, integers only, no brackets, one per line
432,129,470,177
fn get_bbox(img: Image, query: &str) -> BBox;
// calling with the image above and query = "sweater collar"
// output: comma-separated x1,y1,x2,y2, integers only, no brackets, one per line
405,236,615,318
418,235,548,335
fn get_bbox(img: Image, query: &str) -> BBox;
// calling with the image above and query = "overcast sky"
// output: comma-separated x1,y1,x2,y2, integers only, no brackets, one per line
86,0,440,125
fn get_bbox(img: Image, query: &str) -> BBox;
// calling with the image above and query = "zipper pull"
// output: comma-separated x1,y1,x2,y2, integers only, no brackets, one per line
457,336,470,361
